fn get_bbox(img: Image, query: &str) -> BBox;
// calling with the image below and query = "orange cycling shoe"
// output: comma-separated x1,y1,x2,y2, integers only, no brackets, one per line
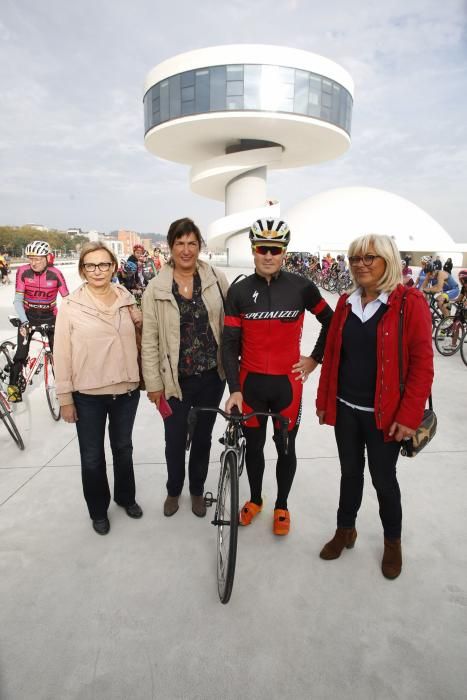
239,501,262,526
273,509,290,536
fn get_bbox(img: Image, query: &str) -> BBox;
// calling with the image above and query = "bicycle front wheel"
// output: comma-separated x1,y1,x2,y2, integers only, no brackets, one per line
0,393,25,450
44,352,60,421
216,451,239,604
434,317,463,356
460,329,467,367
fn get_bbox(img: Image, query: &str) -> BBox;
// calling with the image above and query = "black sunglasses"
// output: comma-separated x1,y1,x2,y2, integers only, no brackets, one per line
253,245,285,256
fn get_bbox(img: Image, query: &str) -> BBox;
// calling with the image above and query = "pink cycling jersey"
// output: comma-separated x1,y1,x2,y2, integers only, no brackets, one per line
15,264,69,321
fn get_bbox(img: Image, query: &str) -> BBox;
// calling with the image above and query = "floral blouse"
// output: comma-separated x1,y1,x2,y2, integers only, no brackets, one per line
173,272,218,377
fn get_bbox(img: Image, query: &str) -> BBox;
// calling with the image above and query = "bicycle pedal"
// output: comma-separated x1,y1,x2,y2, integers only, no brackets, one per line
204,491,216,507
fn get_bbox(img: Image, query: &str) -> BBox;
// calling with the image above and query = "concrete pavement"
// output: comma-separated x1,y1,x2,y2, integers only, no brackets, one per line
0,266,466,700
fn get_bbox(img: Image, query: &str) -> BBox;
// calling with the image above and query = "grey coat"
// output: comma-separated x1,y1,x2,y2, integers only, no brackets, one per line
141,259,229,399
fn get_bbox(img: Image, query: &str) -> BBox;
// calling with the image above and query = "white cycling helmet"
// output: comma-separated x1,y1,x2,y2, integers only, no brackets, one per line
249,218,291,246
420,255,432,264
25,240,50,256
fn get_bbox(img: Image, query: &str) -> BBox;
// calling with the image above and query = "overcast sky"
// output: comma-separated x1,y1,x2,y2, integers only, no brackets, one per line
1,0,466,242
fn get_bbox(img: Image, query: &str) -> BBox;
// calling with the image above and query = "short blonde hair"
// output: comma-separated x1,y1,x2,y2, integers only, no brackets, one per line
348,234,402,293
78,242,118,279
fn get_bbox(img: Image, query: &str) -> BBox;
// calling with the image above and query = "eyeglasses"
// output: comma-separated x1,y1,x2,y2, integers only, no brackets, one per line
348,254,382,267
83,262,113,272
253,245,285,256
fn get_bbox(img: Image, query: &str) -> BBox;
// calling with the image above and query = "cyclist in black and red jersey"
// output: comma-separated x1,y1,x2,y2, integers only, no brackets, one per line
7,240,69,402
222,218,333,536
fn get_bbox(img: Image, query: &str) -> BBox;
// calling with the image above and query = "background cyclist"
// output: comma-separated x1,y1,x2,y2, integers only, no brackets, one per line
414,255,432,289
421,262,460,318
222,218,333,536
7,240,69,402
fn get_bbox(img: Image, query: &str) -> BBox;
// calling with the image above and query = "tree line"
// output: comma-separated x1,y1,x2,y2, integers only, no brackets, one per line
0,226,88,257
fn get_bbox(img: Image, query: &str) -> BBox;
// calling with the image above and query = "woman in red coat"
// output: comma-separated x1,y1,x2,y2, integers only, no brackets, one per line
316,234,433,579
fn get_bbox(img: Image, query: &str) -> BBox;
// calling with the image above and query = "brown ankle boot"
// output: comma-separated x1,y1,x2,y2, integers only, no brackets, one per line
320,527,357,560
382,538,402,579
191,494,207,518
163,495,179,517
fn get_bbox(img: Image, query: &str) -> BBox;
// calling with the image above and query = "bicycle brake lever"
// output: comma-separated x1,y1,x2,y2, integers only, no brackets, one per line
186,408,198,451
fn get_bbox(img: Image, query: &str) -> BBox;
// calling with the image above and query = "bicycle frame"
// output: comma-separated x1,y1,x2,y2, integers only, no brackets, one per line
8,318,60,421
21,331,50,389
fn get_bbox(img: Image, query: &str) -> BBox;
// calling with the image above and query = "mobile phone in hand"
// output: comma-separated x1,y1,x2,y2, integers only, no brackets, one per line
157,395,173,419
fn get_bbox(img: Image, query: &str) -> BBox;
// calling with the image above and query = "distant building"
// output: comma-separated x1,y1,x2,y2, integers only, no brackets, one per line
143,45,353,265
66,228,83,236
141,238,153,251
286,187,466,266
105,239,125,258
118,230,142,255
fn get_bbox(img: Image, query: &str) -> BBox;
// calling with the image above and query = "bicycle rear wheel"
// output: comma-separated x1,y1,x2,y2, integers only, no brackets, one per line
216,451,239,604
44,352,60,421
0,341,15,379
0,393,25,450
434,317,463,356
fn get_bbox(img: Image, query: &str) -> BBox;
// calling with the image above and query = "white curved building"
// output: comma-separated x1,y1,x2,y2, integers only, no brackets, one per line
143,45,354,265
285,186,462,265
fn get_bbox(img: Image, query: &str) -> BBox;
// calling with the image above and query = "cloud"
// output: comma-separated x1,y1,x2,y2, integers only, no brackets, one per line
0,0,466,241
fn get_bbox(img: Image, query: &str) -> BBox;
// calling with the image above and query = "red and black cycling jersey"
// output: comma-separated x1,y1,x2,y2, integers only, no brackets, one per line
222,270,333,393
15,264,69,323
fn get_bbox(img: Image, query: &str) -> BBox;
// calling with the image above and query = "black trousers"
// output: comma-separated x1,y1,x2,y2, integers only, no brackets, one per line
164,369,225,497
10,323,55,387
74,390,140,520
334,401,402,539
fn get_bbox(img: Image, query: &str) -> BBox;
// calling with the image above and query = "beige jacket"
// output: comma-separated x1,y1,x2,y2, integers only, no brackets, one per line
141,260,228,399
54,283,141,405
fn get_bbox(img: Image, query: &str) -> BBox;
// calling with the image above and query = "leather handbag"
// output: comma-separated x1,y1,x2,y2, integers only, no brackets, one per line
398,292,437,457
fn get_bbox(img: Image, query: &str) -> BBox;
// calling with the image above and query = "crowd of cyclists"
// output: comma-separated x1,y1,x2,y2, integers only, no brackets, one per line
116,244,168,305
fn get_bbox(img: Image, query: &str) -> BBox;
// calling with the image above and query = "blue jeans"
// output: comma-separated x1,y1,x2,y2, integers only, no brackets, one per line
164,369,225,497
74,390,140,519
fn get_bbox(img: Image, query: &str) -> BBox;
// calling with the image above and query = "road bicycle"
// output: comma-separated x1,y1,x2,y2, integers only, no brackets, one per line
186,406,289,605
433,303,467,357
424,293,445,337
461,327,467,367
1,317,60,421
0,341,24,450
336,269,352,295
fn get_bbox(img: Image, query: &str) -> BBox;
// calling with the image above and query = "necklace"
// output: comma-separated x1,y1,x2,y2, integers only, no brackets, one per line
174,271,194,295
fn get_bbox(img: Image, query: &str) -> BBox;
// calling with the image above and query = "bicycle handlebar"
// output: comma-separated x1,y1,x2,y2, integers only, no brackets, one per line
186,406,289,455
9,316,53,332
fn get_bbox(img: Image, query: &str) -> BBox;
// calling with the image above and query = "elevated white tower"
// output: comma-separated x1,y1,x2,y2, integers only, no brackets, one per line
144,45,354,265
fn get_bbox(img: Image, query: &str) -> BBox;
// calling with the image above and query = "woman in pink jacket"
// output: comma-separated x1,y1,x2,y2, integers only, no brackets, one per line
54,242,143,536
316,234,433,579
